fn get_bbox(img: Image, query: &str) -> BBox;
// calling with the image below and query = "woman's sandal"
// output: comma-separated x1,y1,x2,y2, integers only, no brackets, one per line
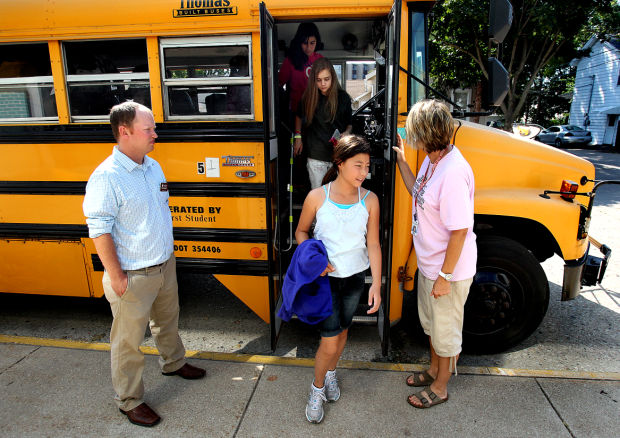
405,370,435,387
407,386,448,409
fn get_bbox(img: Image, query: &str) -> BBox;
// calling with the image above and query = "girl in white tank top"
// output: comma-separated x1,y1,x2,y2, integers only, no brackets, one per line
295,135,381,424
313,182,370,277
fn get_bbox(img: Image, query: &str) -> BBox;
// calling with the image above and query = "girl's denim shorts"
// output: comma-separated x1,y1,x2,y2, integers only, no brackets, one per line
320,271,366,337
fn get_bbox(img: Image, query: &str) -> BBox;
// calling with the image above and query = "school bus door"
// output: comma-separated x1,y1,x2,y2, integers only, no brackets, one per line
259,2,283,351
377,0,401,356
262,1,400,354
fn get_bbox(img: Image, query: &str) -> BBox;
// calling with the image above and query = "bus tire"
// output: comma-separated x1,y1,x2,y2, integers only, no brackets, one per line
463,236,549,353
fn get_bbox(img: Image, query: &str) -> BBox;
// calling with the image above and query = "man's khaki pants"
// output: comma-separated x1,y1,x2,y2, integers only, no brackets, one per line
102,255,186,411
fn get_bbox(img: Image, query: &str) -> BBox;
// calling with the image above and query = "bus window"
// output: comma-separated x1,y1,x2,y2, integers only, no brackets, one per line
332,61,378,111
0,43,57,123
343,61,377,110
160,35,253,119
409,11,426,104
63,39,150,120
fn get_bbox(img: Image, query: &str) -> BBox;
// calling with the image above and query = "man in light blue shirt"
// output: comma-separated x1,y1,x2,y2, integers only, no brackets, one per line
83,101,205,427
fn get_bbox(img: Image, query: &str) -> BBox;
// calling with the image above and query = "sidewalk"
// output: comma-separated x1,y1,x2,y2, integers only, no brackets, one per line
1,339,619,438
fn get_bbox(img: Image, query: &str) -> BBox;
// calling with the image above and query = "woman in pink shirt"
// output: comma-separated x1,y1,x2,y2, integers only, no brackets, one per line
393,99,477,409
278,23,324,115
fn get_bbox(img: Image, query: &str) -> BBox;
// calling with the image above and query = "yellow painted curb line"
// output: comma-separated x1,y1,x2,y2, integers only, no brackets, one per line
2,334,619,381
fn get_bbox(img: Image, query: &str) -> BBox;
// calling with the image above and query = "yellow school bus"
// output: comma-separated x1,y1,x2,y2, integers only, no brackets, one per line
0,0,611,354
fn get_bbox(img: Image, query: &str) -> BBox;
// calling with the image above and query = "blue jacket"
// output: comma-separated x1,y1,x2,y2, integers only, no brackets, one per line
277,239,332,324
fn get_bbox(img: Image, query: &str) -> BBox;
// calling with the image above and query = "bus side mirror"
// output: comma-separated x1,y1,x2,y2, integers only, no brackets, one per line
483,0,512,109
484,57,509,108
489,0,513,44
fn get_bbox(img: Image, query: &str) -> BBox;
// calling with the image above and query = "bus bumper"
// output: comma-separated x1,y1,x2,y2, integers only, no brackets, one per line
562,240,612,301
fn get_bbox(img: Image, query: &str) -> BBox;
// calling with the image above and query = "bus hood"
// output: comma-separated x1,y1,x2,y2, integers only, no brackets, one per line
453,119,595,194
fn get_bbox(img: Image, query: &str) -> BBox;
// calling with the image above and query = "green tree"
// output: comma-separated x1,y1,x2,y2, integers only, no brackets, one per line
429,0,619,130
525,66,574,126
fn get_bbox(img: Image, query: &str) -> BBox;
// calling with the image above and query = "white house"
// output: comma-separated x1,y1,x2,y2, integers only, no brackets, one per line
569,36,620,148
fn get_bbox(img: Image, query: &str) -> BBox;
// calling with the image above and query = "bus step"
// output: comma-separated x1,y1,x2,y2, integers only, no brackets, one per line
352,315,378,324
287,314,377,325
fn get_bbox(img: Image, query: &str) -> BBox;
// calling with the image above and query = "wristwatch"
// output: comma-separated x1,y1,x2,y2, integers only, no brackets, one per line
438,270,453,281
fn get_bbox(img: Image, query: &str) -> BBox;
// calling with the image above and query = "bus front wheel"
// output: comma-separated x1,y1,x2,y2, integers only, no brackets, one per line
463,236,549,353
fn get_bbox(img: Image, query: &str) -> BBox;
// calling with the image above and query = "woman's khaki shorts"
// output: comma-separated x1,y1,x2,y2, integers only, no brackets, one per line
417,271,473,358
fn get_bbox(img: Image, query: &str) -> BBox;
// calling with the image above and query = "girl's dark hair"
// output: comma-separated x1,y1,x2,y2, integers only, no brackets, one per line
288,22,322,71
322,134,371,185
302,57,341,126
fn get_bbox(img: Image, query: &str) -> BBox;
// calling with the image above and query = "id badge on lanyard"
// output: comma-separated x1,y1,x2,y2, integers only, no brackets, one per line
412,211,419,236
412,149,446,237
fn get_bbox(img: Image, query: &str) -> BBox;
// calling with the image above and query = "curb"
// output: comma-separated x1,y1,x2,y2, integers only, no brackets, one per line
2,334,619,381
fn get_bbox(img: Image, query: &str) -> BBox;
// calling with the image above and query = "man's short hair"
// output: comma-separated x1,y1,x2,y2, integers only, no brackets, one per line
109,101,143,141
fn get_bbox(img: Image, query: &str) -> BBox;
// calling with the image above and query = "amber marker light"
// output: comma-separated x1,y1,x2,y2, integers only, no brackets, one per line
560,180,578,200
250,247,262,258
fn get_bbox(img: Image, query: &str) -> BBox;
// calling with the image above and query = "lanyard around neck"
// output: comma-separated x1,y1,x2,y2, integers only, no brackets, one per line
414,148,447,210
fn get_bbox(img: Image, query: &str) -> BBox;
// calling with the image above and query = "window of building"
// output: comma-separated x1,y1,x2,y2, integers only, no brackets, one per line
452,89,470,110
0,43,57,123
160,36,253,119
63,39,150,120
333,63,343,84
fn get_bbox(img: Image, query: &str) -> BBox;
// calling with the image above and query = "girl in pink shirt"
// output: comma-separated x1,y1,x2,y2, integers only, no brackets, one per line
393,99,477,409
278,22,324,114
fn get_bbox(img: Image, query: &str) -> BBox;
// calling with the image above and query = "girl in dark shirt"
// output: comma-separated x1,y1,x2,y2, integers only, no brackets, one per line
295,58,352,189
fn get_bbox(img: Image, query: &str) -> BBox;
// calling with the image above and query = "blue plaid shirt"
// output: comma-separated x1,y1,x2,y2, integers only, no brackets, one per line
83,147,174,270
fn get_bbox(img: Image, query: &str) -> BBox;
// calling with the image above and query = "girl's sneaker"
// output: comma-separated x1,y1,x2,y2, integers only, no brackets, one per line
324,369,340,402
305,383,327,423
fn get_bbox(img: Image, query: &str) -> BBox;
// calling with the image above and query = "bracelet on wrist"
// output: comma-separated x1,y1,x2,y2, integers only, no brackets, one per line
294,134,302,139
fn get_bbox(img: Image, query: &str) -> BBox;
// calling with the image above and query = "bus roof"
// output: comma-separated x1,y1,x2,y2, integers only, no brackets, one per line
0,0,397,42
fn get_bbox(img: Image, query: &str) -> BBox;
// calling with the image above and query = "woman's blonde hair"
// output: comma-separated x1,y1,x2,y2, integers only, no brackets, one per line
405,99,454,153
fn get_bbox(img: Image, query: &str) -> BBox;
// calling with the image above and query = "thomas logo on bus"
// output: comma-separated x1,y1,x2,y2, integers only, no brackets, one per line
173,0,237,17
222,155,255,167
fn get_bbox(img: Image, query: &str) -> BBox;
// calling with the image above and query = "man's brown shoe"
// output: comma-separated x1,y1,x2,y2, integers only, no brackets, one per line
162,363,206,379
120,403,161,427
